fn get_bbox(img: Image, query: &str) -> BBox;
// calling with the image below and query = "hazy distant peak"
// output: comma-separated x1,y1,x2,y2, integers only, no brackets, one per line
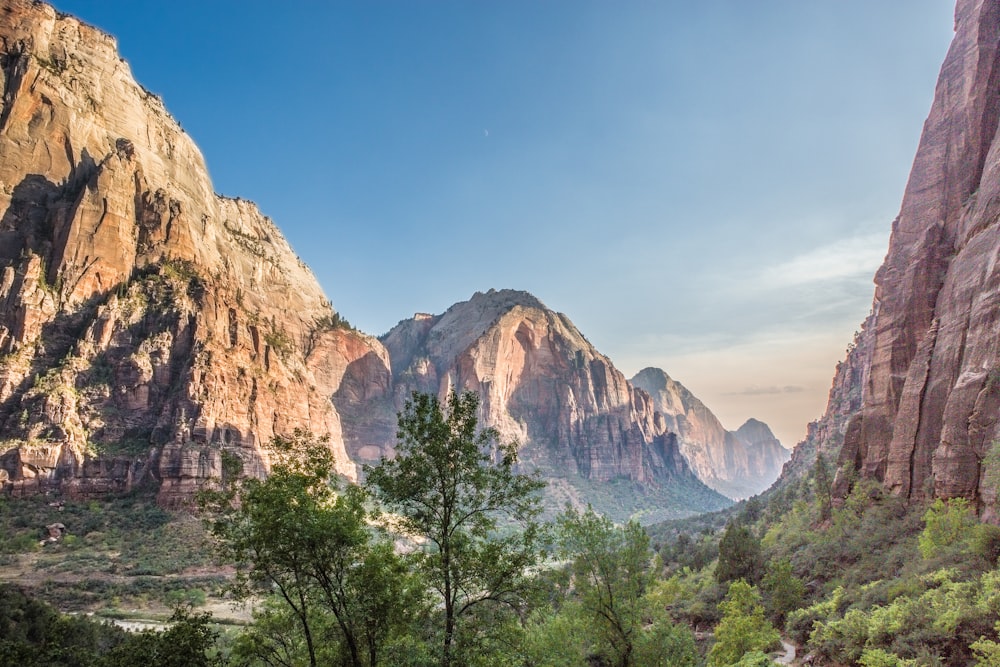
735,418,783,449
632,366,673,391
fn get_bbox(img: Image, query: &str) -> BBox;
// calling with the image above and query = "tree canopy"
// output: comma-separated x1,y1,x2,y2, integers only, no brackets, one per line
365,390,545,667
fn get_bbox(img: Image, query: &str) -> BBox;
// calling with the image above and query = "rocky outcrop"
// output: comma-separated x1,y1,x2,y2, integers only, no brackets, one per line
0,0,387,503
826,0,1000,515
630,367,788,499
373,290,730,520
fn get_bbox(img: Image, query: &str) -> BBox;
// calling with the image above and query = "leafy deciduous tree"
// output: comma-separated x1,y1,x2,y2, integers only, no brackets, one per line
203,431,423,667
557,507,651,667
364,391,545,667
556,507,698,667
761,558,805,627
707,580,780,667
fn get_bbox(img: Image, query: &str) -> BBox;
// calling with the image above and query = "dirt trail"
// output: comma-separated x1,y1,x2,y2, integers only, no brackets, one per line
775,638,796,665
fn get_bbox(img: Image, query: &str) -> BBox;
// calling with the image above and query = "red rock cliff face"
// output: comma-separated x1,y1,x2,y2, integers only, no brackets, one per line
0,0,384,502
375,290,729,519
835,0,1000,512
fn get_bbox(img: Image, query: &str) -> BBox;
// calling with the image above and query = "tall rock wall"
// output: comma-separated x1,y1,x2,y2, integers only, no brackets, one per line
0,0,386,502
832,0,1000,514
0,1,734,520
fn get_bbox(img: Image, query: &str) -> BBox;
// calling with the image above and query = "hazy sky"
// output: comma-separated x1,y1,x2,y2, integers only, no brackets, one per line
53,1,955,448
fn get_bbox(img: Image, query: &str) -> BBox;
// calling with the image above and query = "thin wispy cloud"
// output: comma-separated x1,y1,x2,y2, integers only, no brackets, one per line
725,385,805,396
760,233,887,288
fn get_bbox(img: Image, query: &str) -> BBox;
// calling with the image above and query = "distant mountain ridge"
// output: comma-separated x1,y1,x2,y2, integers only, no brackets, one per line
360,289,731,520
631,367,788,499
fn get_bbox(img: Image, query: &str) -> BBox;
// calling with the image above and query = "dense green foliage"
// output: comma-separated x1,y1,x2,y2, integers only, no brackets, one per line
202,430,424,667
0,584,220,666
707,581,780,667
654,456,1000,667
547,507,698,667
14,393,1000,666
365,390,546,667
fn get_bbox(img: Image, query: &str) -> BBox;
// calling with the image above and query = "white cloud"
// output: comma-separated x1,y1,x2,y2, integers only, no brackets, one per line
760,233,887,288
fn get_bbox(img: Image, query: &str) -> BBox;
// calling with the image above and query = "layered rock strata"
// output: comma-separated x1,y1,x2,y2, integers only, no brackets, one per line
0,0,381,502
372,290,730,518
828,0,1000,514
0,2,729,519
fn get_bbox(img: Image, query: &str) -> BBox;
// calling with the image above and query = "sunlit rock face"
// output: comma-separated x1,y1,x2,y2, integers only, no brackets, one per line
805,0,1000,516
630,367,788,500
374,290,730,517
0,0,388,502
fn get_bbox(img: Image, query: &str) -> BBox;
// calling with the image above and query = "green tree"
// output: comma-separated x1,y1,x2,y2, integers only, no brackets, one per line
761,558,805,626
556,507,698,667
203,431,423,667
632,615,699,667
557,508,651,667
520,603,591,667
858,648,915,667
100,606,221,667
716,522,763,586
729,651,778,667
813,453,833,524
972,622,1000,667
708,580,780,667
365,391,545,667
919,497,978,560
229,598,326,667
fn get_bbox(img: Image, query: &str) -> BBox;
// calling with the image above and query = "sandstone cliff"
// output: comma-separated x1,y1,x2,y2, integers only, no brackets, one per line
630,367,788,499
0,0,386,502
819,0,1000,515
372,290,730,520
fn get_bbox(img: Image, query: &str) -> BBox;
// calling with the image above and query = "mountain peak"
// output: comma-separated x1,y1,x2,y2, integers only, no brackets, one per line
465,289,547,313
631,368,788,499
632,367,674,391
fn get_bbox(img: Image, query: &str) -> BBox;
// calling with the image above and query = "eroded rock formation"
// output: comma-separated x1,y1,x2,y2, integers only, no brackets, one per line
0,2,728,520
0,0,384,502
372,290,730,519
630,367,788,499
819,0,1000,515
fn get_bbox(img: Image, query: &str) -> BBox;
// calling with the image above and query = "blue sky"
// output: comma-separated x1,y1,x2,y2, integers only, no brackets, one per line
53,1,955,447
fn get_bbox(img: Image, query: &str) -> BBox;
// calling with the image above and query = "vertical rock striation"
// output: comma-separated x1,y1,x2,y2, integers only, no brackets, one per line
0,0,385,501
0,1,735,518
374,290,730,519
823,0,1000,514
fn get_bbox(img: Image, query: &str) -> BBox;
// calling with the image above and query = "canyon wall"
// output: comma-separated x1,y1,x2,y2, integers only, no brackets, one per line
0,0,382,503
374,290,730,518
822,0,1000,515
